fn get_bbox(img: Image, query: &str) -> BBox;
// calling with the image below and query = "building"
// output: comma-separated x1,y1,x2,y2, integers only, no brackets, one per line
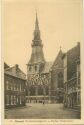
50,48,64,103
4,63,26,108
26,13,53,103
62,43,80,110
4,63,10,69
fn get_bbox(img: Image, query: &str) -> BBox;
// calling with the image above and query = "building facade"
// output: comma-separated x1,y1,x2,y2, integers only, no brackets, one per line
4,63,26,108
63,43,80,110
27,13,52,103
50,49,64,103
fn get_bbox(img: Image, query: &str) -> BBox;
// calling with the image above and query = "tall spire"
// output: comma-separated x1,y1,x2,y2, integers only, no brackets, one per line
32,12,42,46
35,12,39,30
28,12,45,65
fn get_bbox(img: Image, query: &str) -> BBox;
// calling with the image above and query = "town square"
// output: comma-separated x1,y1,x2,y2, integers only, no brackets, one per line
4,0,81,119
5,103,80,119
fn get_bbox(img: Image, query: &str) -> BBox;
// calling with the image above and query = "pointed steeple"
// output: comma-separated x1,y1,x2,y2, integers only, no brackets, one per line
32,12,42,46
35,12,39,30
28,13,45,65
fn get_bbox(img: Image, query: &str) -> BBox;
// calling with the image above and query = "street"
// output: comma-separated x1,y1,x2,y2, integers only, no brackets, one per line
5,103,80,119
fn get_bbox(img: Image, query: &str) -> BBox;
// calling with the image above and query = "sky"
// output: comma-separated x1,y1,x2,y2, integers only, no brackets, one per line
3,0,82,73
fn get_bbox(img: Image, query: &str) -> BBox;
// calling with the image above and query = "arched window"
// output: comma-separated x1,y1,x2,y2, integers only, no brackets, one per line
35,65,37,71
57,72,63,88
30,86,35,96
38,86,43,95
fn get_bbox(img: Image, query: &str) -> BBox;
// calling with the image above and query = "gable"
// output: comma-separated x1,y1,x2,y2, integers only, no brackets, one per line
51,50,64,70
5,64,26,80
41,62,53,73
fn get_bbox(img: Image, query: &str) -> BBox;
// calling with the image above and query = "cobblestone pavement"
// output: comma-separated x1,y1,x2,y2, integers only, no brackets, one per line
5,103,80,119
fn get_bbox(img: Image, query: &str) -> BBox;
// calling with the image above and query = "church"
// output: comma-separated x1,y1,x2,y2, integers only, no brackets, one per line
26,13,64,103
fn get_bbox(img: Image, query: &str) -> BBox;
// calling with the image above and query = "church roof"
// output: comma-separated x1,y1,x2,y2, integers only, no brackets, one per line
28,13,45,65
28,51,45,65
4,64,26,80
51,49,64,70
42,62,53,73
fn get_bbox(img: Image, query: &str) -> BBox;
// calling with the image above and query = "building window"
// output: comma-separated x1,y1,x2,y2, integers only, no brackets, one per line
20,96,22,104
6,81,9,90
20,84,22,91
57,72,63,88
11,83,13,90
6,81,11,90
14,84,15,90
17,84,18,90
11,95,14,105
38,86,43,95
35,65,37,71
14,96,16,105
15,83,17,90
21,84,24,91
6,95,9,105
16,96,19,104
30,86,35,96
17,84,20,91
29,66,32,71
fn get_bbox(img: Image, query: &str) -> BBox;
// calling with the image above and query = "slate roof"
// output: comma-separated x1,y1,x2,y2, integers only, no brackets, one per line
4,64,26,80
42,61,53,73
51,49,64,70
28,51,45,65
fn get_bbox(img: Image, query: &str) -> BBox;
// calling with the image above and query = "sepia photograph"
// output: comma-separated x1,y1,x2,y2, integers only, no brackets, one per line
3,0,82,122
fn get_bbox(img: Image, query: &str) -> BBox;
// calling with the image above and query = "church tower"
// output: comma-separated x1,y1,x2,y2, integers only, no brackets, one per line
26,13,52,101
27,13,45,75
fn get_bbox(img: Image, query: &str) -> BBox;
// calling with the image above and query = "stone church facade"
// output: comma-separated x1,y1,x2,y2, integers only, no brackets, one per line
26,13,53,103
26,13,64,103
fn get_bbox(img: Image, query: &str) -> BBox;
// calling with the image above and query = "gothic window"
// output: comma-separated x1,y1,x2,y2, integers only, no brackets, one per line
57,72,63,88
35,65,37,71
30,86,35,96
38,86,43,95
